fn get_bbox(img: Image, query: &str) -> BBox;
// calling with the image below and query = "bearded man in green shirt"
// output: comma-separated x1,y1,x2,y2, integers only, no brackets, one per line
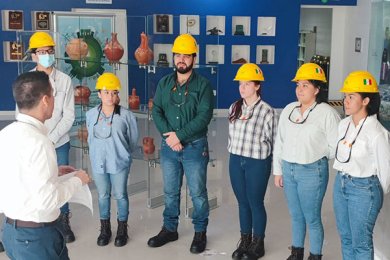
147,34,214,254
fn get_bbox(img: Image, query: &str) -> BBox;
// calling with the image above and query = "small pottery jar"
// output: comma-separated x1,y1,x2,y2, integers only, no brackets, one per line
134,32,153,65
148,98,153,111
77,126,88,143
128,88,140,110
104,32,124,63
143,137,155,155
74,85,91,105
65,38,89,60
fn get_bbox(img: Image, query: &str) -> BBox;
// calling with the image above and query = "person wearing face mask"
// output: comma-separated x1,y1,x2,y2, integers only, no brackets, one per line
273,63,340,260
25,32,76,243
147,34,214,254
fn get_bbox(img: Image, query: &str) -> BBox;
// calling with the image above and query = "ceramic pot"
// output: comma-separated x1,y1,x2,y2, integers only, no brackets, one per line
65,38,89,60
134,32,153,65
77,126,88,143
148,98,153,111
128,88,140,110
104,32,124,63
74,85,91,105
143,137,155,155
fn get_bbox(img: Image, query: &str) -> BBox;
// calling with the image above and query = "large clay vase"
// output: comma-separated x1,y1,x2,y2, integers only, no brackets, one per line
128,88,140,110
104,32,124,63
66,38,89,60
143,137,155,155
134,32,153,65
74,85,91,105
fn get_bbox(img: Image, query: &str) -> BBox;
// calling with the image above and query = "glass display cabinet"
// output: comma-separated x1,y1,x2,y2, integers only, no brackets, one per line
15,12,223,217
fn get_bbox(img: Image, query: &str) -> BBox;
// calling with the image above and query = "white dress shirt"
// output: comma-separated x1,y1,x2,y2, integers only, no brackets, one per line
333,115,390,193
0,113,82,222
273,101,340,175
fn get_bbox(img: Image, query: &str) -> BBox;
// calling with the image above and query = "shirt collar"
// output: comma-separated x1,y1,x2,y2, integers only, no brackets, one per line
243,96,261,109
16,113,48,135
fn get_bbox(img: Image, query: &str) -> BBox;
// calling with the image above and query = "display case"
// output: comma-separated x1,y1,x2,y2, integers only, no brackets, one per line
15,12,222,217
297,31,316,67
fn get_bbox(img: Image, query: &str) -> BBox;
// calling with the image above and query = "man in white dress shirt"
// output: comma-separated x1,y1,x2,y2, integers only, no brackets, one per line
0,71,90,259
28,31,77,242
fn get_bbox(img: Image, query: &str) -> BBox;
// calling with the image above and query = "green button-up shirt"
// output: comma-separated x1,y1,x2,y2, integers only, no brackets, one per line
152,71,214,144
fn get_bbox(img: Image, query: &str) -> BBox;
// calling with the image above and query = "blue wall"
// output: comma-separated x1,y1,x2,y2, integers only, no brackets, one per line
0,0,354,110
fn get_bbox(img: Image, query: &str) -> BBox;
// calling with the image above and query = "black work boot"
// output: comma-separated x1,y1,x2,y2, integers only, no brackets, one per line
307,253,322,260
114,220,129,247
147,227,178,247
97,219,112,246
287,246,304,260
241,236,265,259
190,231,207,254
59,213,75,243
232,233,252,259
0,241,4,253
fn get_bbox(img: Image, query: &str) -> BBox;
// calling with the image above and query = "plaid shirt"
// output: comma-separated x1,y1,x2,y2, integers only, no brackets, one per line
228,98,278,159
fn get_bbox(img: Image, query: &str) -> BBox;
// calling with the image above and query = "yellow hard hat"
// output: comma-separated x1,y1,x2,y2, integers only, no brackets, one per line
171,34,197,54
96,72,121,91
233,63,264,81
292,63,327,83
29,32,55,50
340,71,378,93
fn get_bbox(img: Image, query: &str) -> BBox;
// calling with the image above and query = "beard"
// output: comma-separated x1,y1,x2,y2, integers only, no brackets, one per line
175,62,194,74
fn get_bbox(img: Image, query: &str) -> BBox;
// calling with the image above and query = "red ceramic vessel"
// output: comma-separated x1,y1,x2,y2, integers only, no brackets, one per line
143,137,155,155
134,32,153,65
74,85,91,105
128,88,140,110
66,38,89,60
104,32,124,63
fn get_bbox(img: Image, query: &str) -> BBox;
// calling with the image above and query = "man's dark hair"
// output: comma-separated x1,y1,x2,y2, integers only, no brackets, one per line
12,71,51,110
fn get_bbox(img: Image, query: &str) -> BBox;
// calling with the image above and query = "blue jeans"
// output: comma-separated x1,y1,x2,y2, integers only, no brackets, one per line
3,220,69,260
161,137,209,232
333,172,383,260
282,157,329,255
229,154,271,238
92,169,130,221
56,142,70,215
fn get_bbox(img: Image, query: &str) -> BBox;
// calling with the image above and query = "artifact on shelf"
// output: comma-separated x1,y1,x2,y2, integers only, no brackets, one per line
74,85,91,105
143,136,155,155
208,50,219,64
234,25,245,36
207,27,223,36
134,32,153,65
103,32,124,64
260,49,269,64
77,126,88,143
232,57,247,64
156,14,169,33
157,53,169,67
128,88,140,110
148,98,154,111
65,38,89,60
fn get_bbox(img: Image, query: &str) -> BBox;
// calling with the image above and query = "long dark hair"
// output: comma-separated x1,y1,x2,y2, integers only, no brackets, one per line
358,92,381,120
309,80,328,104
228,81,261,122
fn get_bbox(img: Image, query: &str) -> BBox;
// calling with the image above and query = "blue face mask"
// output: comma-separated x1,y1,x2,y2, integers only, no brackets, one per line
38,54,55,68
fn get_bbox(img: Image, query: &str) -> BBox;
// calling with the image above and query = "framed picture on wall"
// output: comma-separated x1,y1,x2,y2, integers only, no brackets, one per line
1,10,24,31
153,14,173,34
32,11,52,31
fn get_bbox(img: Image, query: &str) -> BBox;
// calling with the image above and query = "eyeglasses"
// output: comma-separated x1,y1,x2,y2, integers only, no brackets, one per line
335,116,367,163
93,106,114,139
288,103,318,124
35,48,55,55
169,80,189,107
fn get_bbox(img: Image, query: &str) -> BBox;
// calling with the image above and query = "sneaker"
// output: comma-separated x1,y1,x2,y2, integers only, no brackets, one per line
147,227,178,247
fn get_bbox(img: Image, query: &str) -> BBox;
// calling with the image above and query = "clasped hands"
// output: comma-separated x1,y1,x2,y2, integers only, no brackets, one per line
163,132,183,152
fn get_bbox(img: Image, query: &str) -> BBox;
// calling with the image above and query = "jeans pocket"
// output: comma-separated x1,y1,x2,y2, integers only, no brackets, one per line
350,177,372,190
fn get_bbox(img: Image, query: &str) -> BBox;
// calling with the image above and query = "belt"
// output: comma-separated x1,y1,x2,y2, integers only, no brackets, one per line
6,217,57,228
